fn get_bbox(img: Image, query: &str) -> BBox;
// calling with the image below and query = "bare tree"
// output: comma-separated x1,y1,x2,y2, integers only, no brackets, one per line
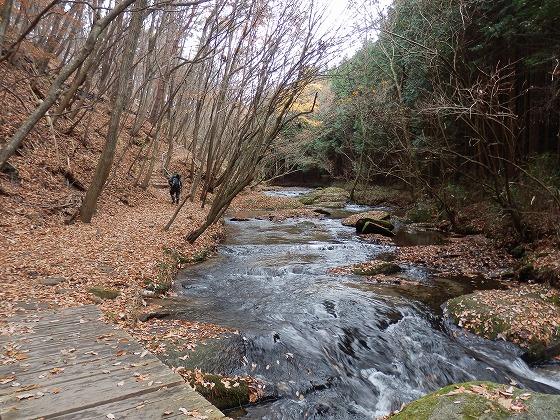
175,0,334,242
0,0,14,58
0,0,138,170
80,1,148,222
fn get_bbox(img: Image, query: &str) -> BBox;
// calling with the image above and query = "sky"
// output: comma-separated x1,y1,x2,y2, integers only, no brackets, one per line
319,0,394,64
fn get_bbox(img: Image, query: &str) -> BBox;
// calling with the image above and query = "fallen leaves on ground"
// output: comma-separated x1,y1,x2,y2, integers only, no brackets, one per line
130,318,235,355
395,234,516,279
0,183,223,323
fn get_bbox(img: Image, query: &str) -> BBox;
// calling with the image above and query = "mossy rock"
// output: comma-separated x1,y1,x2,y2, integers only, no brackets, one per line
187,373,252,409
315,201,346,208
353,262,402,276
445,287,560,361
392,381,560,419
362,218,394,231
341,210,391,227
87,286,120,300
298,187,349,206
356,219,395,237
159,334,245,374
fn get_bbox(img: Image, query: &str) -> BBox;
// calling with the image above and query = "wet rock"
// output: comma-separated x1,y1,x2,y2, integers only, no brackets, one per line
314,208,331,216
357,217,394,231
316,201,345,208
341,210,391,227
356,218,395,237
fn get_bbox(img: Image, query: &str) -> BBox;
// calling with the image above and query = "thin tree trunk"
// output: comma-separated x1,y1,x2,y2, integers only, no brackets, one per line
0,0,137,170
0,0,14,58
140,123,162,189
80,0,146,222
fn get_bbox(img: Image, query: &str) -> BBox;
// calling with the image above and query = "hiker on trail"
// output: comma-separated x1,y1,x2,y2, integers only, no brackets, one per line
168,173,182,204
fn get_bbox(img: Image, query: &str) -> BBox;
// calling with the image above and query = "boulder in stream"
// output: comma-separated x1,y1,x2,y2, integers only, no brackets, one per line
444,285,560,362
341,210,391,227
298,187,349,206
356,218,395,237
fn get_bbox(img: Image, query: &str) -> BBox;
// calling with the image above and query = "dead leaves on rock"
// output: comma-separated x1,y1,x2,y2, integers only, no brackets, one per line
175,368,266,405
330,232,516,286
230,189,321,221
442,383,530,413
447,284,560,350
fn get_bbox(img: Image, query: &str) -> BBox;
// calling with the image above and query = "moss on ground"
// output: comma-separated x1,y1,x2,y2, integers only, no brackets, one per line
391,381,560,420
87,286,120,300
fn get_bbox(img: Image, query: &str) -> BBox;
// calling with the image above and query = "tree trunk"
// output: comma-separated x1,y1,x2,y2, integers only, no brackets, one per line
0,0,14,58
80,0,146,222
0,0,137,170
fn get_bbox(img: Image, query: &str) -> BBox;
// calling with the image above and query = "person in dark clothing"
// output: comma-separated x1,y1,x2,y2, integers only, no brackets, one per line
168,173,182,204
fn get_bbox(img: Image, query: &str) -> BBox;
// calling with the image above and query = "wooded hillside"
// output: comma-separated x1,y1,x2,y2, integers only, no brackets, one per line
0,0,335,241
1,0,559,286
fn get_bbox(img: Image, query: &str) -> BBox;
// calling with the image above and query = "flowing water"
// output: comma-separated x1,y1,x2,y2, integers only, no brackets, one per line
176,190,560,419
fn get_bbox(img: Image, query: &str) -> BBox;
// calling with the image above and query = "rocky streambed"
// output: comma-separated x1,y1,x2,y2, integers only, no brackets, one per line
159,187,560,419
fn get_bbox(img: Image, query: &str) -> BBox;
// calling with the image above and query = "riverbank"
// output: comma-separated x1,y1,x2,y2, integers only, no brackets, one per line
2,180,559,416
0,181,235,349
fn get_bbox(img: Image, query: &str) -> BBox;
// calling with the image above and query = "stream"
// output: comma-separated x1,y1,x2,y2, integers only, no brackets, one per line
176,189,560,419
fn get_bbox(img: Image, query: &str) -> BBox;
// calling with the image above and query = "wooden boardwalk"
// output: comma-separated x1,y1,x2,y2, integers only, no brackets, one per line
0,305,225,419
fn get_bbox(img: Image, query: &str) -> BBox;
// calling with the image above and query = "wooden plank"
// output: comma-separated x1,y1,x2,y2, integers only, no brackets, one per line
6,305,103,328
52,384,225,419
0,306,225,419
0,365,185,419
0,358,161,398
0,348,146,387
0,327,146,381
8,328,144,359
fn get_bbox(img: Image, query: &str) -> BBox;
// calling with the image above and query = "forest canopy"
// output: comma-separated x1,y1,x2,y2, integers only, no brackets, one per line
262,0,560,244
